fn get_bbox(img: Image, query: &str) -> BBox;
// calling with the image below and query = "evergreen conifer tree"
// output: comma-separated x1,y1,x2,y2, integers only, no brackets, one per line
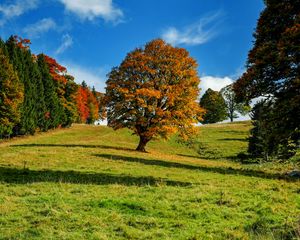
37,54,64,130
6,36,37,135
0,48,24,137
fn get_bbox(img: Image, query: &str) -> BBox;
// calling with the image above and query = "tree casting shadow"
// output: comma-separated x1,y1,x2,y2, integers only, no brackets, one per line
12,143,135,152
0,167,190,187
95,154,296,181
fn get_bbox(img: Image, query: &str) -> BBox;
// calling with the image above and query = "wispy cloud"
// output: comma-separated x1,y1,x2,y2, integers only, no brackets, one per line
200,75,233,95
23,18,57,38
0,0,39,26
62,62,108,92
162,11,224,46
55,34,73,55
59,0,123,23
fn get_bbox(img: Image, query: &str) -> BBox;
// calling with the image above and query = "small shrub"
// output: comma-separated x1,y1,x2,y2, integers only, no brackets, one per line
237,152,260,164
197,143,222,159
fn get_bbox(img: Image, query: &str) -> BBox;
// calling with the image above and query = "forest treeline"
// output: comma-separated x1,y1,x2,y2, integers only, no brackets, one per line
0,36,105,138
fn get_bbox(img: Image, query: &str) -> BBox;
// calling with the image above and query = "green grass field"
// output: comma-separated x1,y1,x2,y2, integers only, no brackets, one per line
0,121,299,239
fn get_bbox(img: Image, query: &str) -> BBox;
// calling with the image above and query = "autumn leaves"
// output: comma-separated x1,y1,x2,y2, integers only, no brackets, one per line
106,39,205,151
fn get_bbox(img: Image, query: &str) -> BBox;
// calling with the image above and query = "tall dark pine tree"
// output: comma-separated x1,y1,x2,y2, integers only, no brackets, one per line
81,81,88,88
248,100,276,161
64,74,78,127
234,0,300,100
0,38,8,55
234,0,300,159
5,36,37,135
37,54,64,130
24,52,47,131
92,86,97,97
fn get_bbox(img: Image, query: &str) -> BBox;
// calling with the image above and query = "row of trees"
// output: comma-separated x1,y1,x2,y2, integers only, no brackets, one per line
0,36,104,138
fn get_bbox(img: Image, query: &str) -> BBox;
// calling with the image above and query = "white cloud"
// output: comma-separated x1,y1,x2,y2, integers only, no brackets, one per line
162,11,223,46
62,62,107,92
200,76,233,95
55,34,73,55
23,18,57,38
0,0,38,25
59,0,123,23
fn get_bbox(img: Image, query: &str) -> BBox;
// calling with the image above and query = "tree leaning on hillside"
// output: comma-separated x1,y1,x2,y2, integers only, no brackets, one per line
106,39,204,152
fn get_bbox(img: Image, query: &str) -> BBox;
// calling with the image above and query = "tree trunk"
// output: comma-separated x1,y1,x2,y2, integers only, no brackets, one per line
230,110,234,122
136,136,150,152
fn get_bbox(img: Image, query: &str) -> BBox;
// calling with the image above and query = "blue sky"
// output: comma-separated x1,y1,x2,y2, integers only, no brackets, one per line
0,0,264,95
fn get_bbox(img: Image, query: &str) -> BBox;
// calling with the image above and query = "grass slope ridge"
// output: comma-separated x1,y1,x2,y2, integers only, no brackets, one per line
0,122,299,239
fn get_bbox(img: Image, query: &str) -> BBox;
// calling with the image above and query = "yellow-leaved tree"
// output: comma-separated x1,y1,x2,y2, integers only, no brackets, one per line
106,39,204,152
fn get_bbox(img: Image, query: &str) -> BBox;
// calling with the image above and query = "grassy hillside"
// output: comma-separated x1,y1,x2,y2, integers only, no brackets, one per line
0,122,299,239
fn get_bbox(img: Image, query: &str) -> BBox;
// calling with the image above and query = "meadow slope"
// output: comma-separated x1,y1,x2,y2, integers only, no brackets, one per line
0,122,299,239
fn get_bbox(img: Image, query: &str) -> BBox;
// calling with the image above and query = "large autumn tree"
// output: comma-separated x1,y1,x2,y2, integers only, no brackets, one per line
106,39,204,152
233,0,300,159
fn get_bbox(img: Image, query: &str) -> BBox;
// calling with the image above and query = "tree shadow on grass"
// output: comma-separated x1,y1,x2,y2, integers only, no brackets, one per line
0,167,190,186
11,143,135,152
218,130,247,134
178,153,235,161
177,153,228,160
218,138,248,142
95,154,297,182
177,154,203,160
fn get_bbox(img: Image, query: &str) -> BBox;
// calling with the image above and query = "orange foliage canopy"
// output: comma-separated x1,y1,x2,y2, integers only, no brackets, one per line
106,39,204,151
44,55,67,84
88,91,100,122
76,86,89,122
13,35,31,49
76,86,99,123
